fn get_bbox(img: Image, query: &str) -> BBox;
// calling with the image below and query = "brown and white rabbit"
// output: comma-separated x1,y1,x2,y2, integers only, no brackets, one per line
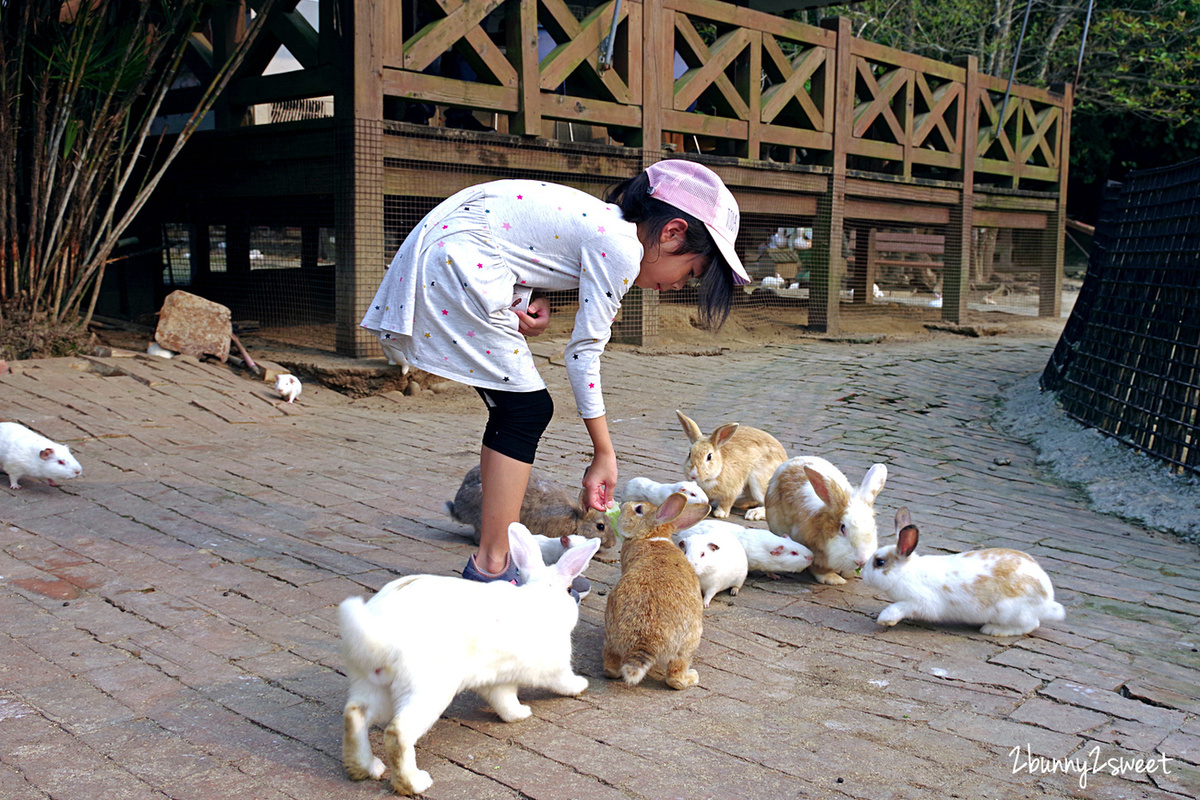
340,524,600,795
0,422,83,489
863,508,1066,636
764,455,887,585
676,410,787,521
604,492,710,689
445,464,616,549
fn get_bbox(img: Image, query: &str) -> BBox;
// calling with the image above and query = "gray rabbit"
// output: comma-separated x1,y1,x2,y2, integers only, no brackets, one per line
446,465,616,549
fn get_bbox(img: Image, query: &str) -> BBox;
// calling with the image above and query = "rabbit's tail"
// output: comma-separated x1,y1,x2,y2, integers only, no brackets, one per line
339,597,396,684
620,648,656,686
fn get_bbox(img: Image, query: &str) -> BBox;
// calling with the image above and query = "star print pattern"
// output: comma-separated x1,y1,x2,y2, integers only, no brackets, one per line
358,179,642,419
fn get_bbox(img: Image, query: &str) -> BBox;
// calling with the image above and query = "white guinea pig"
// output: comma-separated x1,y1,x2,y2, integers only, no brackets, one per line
681,520,814,578
678,527,748,607
532,534,591,564
275,374,302,403
622,476,709,507
0,422,83,489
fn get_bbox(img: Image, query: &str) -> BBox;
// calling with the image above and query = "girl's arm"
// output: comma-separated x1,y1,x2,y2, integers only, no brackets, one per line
582,414,617,512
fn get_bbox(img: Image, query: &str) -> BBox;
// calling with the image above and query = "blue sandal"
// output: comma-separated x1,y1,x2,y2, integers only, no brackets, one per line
569,576,591,603
462,554,520,584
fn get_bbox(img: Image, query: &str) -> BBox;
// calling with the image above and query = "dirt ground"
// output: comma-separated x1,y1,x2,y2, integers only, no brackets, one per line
91,297,1070,416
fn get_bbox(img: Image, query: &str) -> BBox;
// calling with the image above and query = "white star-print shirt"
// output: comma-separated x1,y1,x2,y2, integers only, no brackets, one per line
360,180,643,419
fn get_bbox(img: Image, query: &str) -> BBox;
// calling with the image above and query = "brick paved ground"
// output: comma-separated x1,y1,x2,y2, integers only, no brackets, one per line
1,335,1198,800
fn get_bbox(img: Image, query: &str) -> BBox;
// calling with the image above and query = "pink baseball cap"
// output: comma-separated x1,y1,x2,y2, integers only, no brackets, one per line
645,160,749,285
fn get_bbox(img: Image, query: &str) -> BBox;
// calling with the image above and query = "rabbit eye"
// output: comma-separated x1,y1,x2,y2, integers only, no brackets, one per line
839,523,847,537
874,557,886,568
597,522,606,531
705,454,712,461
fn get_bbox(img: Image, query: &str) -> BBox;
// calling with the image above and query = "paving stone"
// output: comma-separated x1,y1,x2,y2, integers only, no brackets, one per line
3,341,1199,799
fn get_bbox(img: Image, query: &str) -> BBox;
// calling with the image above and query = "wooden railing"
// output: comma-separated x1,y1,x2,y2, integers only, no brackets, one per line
364,0,1067,190
197,1,1068,192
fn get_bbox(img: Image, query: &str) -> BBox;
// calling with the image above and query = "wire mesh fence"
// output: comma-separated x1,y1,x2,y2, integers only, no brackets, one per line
150,125,1066,354
1042,159,1200,475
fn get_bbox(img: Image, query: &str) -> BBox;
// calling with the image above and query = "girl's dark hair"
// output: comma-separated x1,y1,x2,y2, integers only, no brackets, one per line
605,172,734,331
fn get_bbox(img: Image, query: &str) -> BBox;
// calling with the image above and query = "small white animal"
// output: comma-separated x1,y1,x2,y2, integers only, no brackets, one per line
339,524,600,795
533,533,590,564
678,527,748,607
0,422,83,489
275,374,302,403
622,477,709,507
863,508,1066,637
682,520,814,578
378,336,413,375
146,342,175,359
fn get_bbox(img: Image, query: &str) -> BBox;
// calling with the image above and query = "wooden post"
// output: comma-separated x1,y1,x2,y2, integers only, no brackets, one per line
614,0,669,347
810,16,852,333
641,0,666,159
507,0,541,137
334,0,385,357
1039,82,1072,318
943,55,977,324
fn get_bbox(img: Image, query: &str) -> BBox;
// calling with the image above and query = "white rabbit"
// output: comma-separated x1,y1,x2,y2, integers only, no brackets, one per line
676,410,787,521
275,374,302,404
863,508,1066,637
765,456,887,585
0,422,83,489
146,342,175,359
678,527,748,607
676,519,813,578
339,524,600,795
378,336,413,375
622,476,709,507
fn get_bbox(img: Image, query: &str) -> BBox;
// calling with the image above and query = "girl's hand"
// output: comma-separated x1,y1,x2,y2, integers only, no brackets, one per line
582,452,617,513
514,296,550,336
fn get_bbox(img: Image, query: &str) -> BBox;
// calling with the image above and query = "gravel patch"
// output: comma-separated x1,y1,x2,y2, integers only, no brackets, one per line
997,373,1200,546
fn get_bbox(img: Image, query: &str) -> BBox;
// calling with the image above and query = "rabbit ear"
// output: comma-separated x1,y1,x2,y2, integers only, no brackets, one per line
711,423,739,449
655,492,689,523
673,502,711,532
677,410,703,443
894,506,912,532
897,524,919,557
858,463,888,503
803,466,834,505
507,523,544,575
554,536,600,583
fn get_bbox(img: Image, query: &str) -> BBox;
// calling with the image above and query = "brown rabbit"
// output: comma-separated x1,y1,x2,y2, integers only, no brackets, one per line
676,410,787,521
603,492,710,690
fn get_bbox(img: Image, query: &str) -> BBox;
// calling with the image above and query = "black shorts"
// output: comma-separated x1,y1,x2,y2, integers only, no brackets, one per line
475,387,554,464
